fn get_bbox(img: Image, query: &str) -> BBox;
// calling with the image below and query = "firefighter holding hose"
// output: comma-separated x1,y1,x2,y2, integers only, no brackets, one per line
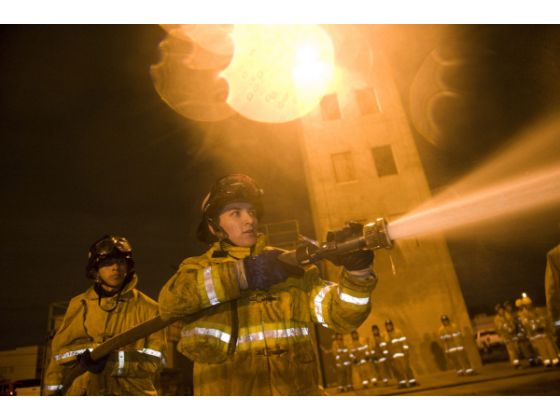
158,174,379,395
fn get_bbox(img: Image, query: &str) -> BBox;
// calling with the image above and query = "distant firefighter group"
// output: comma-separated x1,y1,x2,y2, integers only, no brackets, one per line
494,293,560,368
331,315,476,393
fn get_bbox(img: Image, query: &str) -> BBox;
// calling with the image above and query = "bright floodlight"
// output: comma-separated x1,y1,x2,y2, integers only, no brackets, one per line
221,25,335,123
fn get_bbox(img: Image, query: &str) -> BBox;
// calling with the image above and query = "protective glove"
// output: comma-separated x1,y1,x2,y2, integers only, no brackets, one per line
76,349,108,374
243,250,304,290
325,222,374,271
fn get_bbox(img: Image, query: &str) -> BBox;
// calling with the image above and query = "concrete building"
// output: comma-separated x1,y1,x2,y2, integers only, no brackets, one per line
298,26,481,375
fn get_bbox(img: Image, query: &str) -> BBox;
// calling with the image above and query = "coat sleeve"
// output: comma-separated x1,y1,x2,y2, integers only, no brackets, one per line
158,255,242,320
43,298,89,395
545,245,560,330
307,264,377,333
136,294,167,375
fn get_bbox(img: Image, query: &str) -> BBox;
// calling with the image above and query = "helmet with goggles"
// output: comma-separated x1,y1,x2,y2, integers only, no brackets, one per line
86,235,135,280
196,174,264,243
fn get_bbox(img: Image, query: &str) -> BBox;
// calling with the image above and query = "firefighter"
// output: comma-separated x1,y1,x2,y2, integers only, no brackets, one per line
438,314,475,376
517,294,560,367
369,324,390,386
545,244,560,345
349,330,372,389
158,174,378,395
332,333,353,393
493,303,521,368
384,319,417,388
43,235,166,395
505,300,537,366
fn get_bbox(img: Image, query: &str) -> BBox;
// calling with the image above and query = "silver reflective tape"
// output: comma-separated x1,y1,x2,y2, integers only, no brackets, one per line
339,291,370,306
554,320,560,327
237,331,265,344
45,384,63,391
393,352,405,358
54,347,93,362
203,266,220,305
182,327,231,343
379,342,387,347
118,350,125,372
391,337,407,343
378,357,387,362
452,332,461,337
137,348,162,358
357,344,368,351
440,334,451,340
313,285,332,324
237,327,309,344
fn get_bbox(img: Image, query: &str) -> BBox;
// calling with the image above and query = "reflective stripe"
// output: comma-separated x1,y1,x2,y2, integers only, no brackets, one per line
182,327,231,343
391,337,407,343
237,327,309,344
554,320,560,327
393,352,405,358
45,384,63,391
452,332,461,337
337,348,349,353
378,357,387,362
440,334,451,340
313,285,333,326
54,347,93,362
117,350,125,375
203,266,220,305
356,344,368,351
379,342,387,347
137,348,162,359
339,291,370,306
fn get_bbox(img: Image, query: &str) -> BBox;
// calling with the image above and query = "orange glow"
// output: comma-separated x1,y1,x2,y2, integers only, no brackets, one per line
221,25,334,123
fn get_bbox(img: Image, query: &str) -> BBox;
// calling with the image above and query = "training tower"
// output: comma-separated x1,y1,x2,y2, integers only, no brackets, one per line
297,26,480,375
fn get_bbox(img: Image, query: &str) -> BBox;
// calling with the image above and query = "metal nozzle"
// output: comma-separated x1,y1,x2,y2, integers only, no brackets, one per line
363,217,392,250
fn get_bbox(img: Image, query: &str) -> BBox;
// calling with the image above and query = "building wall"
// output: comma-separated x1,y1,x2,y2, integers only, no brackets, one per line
298,34,480,374
0,346,40,382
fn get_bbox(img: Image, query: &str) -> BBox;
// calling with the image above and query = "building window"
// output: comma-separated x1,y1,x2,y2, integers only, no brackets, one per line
354,87,380,116
371,145,398,177
331,151,356,183
320,94,341,121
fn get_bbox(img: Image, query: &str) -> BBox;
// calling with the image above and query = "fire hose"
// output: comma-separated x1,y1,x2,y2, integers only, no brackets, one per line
57,218,392,395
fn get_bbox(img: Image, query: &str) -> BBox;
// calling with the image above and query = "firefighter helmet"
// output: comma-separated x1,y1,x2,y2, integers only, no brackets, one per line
384,319,394,331
86,235,134,280
520,294,533,307
196,174,264,243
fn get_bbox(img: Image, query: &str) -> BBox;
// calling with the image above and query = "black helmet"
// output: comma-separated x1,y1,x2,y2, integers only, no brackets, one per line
384,319,393,330
441,314,450,323
86,235,134,280
196,174,264,243
371,324,380,333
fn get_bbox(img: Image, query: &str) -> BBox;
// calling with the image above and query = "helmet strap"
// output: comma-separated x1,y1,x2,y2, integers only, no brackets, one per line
208,217,228,242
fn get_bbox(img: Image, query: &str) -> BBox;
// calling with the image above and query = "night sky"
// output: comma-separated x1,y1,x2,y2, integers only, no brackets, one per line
1,25,559,350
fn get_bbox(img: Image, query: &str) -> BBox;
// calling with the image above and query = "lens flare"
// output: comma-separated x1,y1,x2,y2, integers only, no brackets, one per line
220,25,335,123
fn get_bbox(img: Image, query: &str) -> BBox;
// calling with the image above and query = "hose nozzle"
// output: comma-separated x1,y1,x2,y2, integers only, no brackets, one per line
363,217,392,250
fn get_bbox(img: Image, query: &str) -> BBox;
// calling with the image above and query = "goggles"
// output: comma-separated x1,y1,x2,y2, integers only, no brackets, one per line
93,236,132,257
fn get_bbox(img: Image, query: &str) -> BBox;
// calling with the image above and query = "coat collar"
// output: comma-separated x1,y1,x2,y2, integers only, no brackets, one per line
208,233,267,260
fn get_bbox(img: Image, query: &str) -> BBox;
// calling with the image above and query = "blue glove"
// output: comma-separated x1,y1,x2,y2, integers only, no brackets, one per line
77,349,108,374
243,250,304,290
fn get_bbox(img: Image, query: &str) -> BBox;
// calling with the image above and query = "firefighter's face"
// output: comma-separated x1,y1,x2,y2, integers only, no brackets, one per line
97,257,128,288
216,202,258,247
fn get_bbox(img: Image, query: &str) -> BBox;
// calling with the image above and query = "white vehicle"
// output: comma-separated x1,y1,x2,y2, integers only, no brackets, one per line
475,329,504,352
